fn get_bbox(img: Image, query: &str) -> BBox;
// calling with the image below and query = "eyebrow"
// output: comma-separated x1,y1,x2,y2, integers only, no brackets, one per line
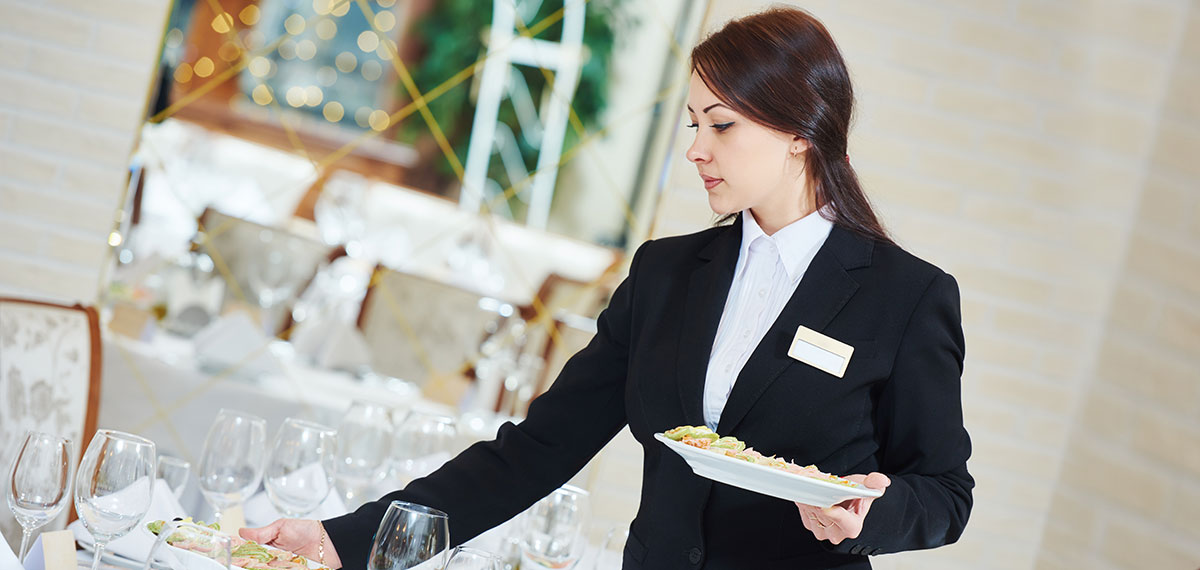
686,103,730,113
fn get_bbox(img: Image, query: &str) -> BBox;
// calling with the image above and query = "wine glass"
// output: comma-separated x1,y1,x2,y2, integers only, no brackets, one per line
74,430,157,570
367,501,450,570
157,455,191,499
142,519,232,570
6,431,73,561
445,546,503,570
334,401,393,509
391,412,458,486
592,526,628,570
263,418,337,517
519,485,590,570
197,409,266,526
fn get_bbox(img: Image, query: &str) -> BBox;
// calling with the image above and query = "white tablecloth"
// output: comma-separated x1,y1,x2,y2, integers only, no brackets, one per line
97,331,451,519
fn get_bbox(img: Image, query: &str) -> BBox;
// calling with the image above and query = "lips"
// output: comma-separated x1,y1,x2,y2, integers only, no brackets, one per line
700,175,723,190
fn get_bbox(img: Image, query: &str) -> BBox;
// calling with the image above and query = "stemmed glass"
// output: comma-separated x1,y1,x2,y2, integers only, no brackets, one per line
263,418,337,517
367,501,450,570
334,401,393,509
142,519,232,570
391,413,458,486
6,431,73,561
157,455,191,499
592,527,628,570
74,430,157,570
445,546,503,570
519,485,590,570
197,409,266,526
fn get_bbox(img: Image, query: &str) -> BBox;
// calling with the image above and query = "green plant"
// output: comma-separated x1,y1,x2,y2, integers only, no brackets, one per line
398,0,632,216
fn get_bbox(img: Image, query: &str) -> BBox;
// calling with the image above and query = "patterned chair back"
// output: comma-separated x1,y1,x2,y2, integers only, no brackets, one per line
357,267,503,388
0,298,101,550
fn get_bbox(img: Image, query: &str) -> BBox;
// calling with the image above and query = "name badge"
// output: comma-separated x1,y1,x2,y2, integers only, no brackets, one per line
788,325,854,378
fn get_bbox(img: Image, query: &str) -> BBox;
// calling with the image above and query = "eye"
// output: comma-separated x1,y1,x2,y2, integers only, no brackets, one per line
712,122,734,132
686,122,698,129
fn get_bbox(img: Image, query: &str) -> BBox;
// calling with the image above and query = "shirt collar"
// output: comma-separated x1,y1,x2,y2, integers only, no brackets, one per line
738,208,834,281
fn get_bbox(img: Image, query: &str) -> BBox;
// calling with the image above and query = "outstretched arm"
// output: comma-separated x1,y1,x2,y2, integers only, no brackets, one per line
321,243,651,569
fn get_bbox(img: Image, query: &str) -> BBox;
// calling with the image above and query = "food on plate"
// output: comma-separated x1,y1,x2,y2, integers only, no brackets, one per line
664,425,718,449
662,426,862,488
146,519,326,569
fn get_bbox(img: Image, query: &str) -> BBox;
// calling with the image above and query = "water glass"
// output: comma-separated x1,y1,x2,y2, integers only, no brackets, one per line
197,409,267,524
74,429,157,570
367,501,450,570
142,519,232,570
264,418,337,517
445,546,503,570
592,527,628,570
520,485,590,570
335,401,393,509
157,455,192,499
6,431,73,561
391,412,457,486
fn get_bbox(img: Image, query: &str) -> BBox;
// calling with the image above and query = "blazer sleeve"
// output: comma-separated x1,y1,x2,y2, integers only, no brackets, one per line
829,271,974,556
321,242,649,569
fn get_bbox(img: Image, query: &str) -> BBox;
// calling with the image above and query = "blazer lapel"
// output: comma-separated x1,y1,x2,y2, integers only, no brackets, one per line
716,226,873,435
675,219,742,427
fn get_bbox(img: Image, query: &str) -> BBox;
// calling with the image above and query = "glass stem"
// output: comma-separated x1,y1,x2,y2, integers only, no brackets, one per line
91,541,107,570
17,528,32,562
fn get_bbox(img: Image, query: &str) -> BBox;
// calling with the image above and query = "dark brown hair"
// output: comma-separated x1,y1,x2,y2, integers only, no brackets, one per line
692,7,892,245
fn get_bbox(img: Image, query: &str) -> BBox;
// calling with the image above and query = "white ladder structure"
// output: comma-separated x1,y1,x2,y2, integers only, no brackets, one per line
459,0,586,230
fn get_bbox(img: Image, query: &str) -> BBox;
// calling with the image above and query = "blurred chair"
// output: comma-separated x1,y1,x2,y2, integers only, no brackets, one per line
533,315,597,404
195,207,334,336
356,267,504,389
0,298,102,546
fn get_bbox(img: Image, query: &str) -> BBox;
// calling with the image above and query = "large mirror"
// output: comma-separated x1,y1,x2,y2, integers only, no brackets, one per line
104,0,710,415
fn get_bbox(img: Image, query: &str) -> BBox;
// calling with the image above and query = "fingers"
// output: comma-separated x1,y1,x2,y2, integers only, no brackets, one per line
239,518,285,544
796,503,843,543
863,472,891,490
822,504,862,541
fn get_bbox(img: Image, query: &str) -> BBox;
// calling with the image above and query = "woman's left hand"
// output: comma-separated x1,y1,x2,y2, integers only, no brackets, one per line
795,472,891,544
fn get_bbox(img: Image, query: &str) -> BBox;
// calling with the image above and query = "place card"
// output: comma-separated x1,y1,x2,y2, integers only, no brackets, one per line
40,530,75,570
220,504,248,536
107,302,155,342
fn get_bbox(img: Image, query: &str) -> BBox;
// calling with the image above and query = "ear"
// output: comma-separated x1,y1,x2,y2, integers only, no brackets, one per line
789,137,811,156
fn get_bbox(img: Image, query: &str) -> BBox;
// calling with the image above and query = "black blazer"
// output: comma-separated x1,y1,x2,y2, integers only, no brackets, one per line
325,219,973,569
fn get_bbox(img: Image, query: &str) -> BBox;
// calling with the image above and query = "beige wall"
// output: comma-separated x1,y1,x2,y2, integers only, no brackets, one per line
0,0,170,305
652,0,1197,568
0,0,1196,568
1037,4,1200,569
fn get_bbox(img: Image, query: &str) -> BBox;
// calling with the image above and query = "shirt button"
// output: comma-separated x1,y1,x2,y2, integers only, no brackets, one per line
741,329,750,338
724,364,732,374
757,289,767,298
688,547,703,564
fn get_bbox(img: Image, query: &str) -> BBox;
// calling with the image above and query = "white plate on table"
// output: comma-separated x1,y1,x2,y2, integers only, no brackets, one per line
655,433,883,508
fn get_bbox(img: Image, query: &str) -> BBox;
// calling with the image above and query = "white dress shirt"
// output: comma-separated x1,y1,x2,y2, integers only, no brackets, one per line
702,208,833,430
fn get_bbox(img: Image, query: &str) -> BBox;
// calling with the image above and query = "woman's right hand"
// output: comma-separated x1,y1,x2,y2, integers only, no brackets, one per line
239,519,343,569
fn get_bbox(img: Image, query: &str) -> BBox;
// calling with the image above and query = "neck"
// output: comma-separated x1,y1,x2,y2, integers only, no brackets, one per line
749,187,817,235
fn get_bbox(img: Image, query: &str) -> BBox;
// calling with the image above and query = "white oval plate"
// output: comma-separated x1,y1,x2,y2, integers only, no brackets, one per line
654,433,883,508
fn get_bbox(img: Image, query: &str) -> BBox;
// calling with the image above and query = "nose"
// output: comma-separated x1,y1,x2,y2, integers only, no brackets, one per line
686,133,709,164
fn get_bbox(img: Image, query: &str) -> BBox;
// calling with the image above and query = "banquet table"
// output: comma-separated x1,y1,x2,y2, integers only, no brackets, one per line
92,328,641,563
96,330,452,516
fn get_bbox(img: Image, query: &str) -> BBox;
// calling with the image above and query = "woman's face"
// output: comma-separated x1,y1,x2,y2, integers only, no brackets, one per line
685,72,809,219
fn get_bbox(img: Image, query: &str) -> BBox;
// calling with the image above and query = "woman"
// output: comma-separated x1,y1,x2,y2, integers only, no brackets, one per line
243,7,973,569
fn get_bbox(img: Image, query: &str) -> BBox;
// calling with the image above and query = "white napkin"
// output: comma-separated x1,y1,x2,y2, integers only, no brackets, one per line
243,486,348,528
20,536,41,570
192,311,284,377
0,529,20,570
70,479,187,563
